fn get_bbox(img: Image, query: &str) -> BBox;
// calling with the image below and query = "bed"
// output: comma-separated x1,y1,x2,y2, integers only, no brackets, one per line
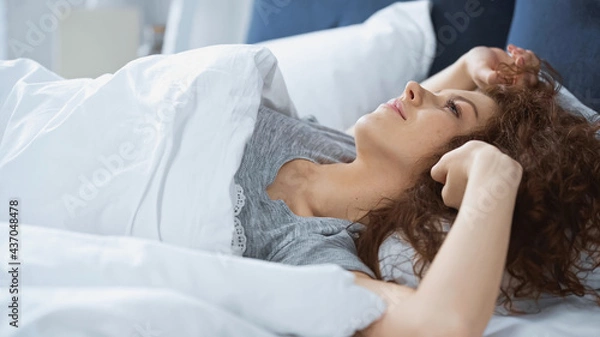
1,1,599,336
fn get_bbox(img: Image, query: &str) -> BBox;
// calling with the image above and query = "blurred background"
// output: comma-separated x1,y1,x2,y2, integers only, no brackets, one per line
0,0,253,78
0,0,598,112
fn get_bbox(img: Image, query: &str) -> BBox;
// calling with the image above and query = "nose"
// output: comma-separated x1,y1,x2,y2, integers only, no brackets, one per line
403,81,424,106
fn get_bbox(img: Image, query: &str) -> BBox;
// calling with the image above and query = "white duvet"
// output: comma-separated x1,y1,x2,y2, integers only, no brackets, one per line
0,45,385,337
0,45,599,336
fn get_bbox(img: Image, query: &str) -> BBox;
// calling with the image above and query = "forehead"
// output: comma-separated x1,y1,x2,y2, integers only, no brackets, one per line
442,88,494,103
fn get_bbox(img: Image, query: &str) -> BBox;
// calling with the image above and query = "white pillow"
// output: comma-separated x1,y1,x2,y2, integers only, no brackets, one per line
259,0,436,131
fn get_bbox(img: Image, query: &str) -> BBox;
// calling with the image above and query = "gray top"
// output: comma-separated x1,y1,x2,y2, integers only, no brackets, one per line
233,105,375,278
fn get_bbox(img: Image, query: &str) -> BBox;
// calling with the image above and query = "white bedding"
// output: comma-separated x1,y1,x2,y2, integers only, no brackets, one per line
0,223,384,337
0,44,290,254
0,44,599,336
0,45,384,337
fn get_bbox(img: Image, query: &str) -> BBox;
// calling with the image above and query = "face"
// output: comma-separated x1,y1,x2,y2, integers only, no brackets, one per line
354,81,499,172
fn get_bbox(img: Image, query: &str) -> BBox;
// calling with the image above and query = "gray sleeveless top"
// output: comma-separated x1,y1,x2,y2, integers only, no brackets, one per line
232,105,375,278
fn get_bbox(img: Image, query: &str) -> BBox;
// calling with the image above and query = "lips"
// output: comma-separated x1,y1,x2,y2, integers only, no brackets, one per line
385,98,406,120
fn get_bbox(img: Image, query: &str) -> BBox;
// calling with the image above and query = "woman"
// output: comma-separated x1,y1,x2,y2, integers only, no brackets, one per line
232,45,600,337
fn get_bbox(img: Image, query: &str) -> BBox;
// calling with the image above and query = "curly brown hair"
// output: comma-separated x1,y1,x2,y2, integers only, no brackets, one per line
353,61,600,312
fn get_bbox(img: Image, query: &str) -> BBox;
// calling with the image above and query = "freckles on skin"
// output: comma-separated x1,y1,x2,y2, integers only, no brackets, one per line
355,88,498,174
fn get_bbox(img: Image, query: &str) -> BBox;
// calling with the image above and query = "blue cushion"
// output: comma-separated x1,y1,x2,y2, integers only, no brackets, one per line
245,0,399,43
507,0,600,112
427,0,515,75
246,0,515,77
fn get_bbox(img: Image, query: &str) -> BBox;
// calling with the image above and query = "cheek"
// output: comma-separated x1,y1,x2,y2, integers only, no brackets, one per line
412,115,457,138
400,124,458,159
356,113,460,160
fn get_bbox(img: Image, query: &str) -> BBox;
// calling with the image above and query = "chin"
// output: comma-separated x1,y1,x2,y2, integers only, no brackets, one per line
353,115,373,139
353,115,388,153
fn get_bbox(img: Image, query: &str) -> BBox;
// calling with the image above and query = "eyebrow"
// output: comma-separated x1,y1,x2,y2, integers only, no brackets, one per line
435,90,479,119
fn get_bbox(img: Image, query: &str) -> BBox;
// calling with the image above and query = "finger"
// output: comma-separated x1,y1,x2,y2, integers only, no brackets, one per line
526,50,541,69
512,53,541,87
478,67,496,85
514,73,529,86
509,46,522,54
510,50,525,62
514,50,540,70
439,173,464,210
430,158,448,184
476,68,509,86
440,183,453,208
526,73,539,86
514,73,538,87
520,51,533,66
516,56,524,67
514,46,525,54
488,70,510,85
508,45,524,56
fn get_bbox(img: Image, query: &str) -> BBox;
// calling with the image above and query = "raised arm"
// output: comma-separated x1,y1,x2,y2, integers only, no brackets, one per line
419,52,475,93
346,54,473,137
352,141,523,337
421,45,536,93
421,44,540,92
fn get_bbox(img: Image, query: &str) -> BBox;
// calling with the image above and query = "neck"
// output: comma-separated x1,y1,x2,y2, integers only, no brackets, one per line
303,157,410,223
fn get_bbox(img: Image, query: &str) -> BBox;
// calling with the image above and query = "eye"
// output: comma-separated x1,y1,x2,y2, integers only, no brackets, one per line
445,98,462,118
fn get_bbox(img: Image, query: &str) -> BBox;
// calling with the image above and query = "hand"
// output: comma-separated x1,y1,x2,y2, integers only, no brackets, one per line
462,45,541,89
430,140,522,210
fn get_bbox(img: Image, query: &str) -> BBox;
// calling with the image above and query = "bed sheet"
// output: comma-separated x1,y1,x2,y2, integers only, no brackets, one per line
2,223,598,337
0,224,384,337
0,43,598,337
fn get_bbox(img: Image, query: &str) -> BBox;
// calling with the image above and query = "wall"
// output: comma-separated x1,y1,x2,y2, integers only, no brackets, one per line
3,0,80,70
56,7,140,78
0,0,6,59
162,0,254,54
1,0,171,73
